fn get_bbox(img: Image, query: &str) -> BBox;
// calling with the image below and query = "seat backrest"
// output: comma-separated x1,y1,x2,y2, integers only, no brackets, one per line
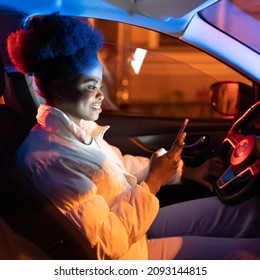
0,104,32,158
0,54,34,157
0,55,95,259
0,53,4,97
0,145,96,259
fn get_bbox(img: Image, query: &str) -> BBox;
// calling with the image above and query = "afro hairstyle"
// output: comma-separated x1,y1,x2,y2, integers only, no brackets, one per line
7,13,104,99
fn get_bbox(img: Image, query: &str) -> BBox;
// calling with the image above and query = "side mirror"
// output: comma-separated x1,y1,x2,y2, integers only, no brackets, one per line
209,81,254,117
210,81,240,116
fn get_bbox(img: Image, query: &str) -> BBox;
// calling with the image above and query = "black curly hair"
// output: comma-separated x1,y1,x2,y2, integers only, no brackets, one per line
7,13,104,101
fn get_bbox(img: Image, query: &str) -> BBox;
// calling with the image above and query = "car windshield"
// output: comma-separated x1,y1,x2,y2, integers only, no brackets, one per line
199,0,260,54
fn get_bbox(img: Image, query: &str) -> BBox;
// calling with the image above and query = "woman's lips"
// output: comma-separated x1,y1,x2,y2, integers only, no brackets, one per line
91,103,102,113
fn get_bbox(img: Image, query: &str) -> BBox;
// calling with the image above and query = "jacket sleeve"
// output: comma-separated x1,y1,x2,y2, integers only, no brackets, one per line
28,156,159,260
110,144,184,185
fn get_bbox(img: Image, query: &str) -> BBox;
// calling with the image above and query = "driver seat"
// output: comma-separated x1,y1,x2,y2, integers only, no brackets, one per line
0,56,96,259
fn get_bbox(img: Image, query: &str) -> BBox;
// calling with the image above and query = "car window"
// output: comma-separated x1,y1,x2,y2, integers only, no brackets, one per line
19,18,253,119
94,19,252,119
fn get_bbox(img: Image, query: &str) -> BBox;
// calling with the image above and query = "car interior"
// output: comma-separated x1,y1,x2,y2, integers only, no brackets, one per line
0,0,259,259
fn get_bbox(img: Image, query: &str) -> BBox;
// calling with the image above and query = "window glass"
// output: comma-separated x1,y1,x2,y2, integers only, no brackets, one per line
95,19,252,119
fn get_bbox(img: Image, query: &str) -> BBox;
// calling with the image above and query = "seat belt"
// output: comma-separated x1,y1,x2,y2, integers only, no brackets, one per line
7,72,37,125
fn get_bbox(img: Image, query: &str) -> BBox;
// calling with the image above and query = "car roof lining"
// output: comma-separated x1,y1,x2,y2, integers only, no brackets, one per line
134,0,217,20
0,0,217,36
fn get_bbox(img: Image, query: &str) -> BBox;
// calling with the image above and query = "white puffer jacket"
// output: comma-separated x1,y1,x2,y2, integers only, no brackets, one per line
16,104,182,259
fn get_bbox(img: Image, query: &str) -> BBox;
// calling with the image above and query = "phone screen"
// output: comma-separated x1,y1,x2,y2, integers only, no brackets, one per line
172,118,189,147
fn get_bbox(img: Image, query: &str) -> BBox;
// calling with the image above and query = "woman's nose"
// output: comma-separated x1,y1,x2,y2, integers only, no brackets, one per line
96,88,104,101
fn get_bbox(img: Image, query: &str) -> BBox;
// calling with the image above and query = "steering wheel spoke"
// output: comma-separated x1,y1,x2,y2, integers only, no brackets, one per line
224,131,244,147
213,101,260,204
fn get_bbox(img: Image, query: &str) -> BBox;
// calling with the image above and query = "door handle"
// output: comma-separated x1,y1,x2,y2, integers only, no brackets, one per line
184,136,206,149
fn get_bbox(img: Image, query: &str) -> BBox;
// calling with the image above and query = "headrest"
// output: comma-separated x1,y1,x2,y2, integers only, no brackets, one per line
0,55,5,98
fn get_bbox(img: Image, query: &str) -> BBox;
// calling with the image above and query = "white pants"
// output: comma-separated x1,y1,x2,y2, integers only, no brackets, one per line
147,195,260,259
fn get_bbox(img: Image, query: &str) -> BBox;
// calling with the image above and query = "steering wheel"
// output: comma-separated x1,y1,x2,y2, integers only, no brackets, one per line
213,101,260,204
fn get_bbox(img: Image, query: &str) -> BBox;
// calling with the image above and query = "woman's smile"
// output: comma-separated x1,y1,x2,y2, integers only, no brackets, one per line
90,102,102,114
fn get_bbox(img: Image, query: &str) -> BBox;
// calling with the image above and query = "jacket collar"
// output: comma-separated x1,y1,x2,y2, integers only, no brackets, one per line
36,104,110,144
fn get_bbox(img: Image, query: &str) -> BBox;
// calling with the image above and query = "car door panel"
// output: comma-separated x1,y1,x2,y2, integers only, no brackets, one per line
98,113,234,166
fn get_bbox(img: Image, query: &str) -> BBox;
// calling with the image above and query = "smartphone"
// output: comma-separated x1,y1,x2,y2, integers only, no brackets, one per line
171,118,189,148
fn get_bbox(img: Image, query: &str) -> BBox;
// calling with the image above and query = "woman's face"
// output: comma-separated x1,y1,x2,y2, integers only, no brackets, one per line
55,59,104,124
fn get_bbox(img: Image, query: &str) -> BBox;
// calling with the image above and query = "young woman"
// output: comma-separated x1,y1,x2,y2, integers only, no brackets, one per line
7,13,260,259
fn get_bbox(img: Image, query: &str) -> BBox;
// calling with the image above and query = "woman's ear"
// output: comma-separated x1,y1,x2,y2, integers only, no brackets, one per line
49,79,64,98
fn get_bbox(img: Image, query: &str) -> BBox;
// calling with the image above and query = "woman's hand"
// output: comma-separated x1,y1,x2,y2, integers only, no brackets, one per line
145,133,186,194
183,157,224,191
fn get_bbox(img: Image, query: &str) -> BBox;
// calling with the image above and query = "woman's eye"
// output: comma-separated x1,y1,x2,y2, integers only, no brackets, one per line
87,84,104,91
87,84,97,90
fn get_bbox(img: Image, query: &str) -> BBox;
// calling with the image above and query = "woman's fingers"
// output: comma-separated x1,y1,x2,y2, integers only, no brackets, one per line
146,133,186,194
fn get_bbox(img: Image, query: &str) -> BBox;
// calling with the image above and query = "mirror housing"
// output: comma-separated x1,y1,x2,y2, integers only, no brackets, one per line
210,81,254,117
